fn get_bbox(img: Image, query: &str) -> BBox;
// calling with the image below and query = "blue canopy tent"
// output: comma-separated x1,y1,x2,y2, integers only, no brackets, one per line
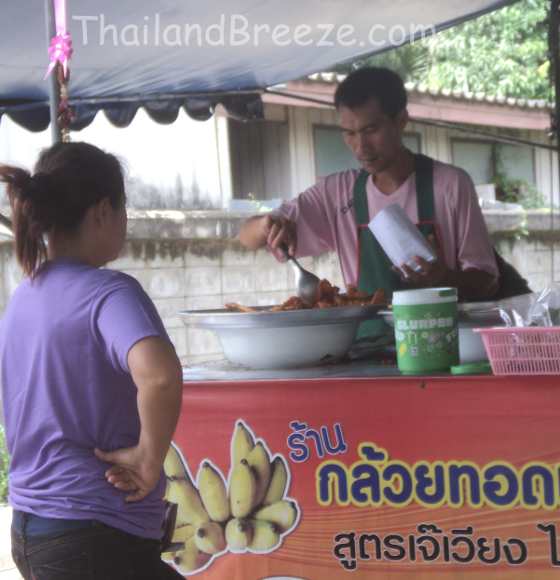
0,0,519,135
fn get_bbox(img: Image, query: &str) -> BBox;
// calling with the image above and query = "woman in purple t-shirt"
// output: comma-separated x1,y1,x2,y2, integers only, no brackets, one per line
0,143,184,579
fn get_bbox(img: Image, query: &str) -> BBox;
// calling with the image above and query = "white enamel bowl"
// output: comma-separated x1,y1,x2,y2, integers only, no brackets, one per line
181,305,383,369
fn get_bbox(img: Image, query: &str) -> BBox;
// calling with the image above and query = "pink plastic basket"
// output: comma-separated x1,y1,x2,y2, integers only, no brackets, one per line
474,327,560,375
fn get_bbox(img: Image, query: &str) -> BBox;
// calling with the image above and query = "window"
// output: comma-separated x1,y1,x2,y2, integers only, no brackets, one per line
313,126,422,179
451,139,535,186
499,143,536,185
229,119,292,200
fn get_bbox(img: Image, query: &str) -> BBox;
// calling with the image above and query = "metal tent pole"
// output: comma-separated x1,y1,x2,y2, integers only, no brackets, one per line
550,0,560,281
0,1,66,231
45,0,62,144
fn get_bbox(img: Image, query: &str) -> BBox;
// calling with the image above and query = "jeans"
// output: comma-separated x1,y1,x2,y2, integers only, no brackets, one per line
11,511,184,580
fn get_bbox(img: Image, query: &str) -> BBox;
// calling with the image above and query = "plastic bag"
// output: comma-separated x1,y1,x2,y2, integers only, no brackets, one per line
497,286,560,327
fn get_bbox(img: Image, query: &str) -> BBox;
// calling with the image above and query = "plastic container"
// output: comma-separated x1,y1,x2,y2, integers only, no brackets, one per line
474,327,560,375
458,323,489,364
369,204,436,273
393,287,459,375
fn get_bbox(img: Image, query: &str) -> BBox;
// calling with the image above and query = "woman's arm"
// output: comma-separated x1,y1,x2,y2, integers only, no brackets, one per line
95,336,183,502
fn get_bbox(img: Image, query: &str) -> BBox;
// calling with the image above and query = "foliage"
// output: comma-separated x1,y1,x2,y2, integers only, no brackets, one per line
495,173,548,209
0,426,8,504
340,0,551,100
423,0,551,100
494,144,548,209
335,43,430,84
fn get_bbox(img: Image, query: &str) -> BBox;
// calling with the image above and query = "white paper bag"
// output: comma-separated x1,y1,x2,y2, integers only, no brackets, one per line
368,204,436,273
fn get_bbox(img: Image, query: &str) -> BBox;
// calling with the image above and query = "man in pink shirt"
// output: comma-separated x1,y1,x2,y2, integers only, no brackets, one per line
240,67,507,302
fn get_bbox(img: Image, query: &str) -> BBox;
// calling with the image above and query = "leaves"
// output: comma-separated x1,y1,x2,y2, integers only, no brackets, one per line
336,43,430,82
338,0,551,100
0,426,9,504
423,0,550,100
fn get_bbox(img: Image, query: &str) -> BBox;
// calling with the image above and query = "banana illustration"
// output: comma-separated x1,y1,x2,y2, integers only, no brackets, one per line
230,459,257,518
161,550,176,563
194,521,227,555
166,476,210,527
232,421,255,464
263,457,288,506
198,462,230,523
164,443,187,479
173,537,212,574
254,500,298,532
163,423,298,568
247,441,272,506
248,520,281,552
172,524,196,544
161,525,195,562
225,518,253,551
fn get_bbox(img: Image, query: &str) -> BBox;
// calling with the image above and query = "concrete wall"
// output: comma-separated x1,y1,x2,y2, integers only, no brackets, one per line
0,210,557,365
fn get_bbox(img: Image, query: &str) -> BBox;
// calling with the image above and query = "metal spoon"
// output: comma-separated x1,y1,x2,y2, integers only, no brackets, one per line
280,245,321,306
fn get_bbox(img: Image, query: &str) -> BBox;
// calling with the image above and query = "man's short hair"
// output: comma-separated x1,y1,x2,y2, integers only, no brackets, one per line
334,67,408,118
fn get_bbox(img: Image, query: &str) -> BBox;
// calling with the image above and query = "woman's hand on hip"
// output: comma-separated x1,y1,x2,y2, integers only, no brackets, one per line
95,445,162,502
96,336,182,502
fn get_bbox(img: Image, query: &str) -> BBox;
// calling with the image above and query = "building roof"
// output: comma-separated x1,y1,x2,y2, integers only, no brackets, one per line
307,73,552,111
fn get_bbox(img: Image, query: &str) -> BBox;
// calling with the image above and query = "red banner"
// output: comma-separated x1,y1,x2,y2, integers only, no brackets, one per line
164,375,560,579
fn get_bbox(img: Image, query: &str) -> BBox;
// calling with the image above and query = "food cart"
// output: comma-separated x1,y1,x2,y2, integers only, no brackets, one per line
165,296,560,578
2,1,560,579
174,362,560,579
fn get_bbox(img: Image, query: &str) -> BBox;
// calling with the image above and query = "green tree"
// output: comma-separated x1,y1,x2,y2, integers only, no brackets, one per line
335,43,430,83
337,0,550,100
424,0,550,99
0,426,8,503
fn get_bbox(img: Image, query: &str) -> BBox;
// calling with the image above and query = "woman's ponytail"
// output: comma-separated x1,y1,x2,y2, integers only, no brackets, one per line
0,166,48,278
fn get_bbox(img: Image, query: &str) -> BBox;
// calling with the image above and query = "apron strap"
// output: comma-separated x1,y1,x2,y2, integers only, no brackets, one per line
353,170,401,296
352,170,370,225
414,153,435,226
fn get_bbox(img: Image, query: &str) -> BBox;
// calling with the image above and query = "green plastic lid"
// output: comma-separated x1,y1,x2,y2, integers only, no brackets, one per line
451,362,492,375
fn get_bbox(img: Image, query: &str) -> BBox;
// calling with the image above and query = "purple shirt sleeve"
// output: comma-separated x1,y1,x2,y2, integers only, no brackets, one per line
93,275,171,374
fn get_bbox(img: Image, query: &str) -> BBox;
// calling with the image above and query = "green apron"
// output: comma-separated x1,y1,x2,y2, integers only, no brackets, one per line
354,153,437,337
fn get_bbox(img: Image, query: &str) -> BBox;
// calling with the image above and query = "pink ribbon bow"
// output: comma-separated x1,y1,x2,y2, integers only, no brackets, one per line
44,0,72,80
45,33,73,79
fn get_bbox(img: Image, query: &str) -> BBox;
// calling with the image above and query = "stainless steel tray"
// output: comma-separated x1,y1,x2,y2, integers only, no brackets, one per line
181,304,384,330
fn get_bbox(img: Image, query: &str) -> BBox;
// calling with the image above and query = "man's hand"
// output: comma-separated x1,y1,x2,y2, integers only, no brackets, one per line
265,215,297,257
399,257,449,288
95,445,162,503
393,234,499,300
395,235,449,288
239,214,297,256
